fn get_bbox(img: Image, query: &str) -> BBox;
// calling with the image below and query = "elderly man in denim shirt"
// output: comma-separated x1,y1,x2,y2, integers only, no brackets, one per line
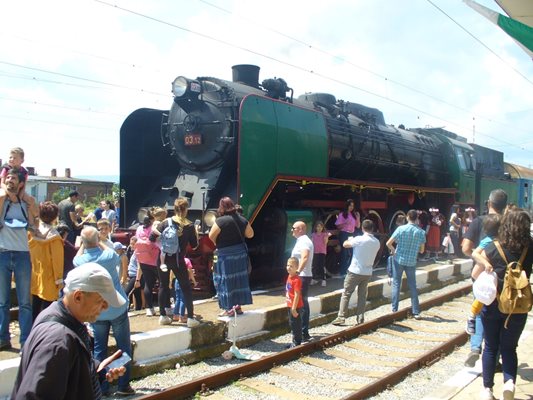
386,209,426,319
74,226,134,396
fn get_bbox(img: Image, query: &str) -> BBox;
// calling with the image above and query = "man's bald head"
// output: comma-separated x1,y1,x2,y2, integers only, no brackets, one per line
81,226,99,248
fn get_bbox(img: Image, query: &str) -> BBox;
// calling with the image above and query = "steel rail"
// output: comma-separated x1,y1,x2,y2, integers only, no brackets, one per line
136,284,472,400
341,331,468,399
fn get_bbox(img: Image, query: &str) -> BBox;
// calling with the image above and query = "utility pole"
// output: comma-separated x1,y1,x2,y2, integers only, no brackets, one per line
472,117,475,144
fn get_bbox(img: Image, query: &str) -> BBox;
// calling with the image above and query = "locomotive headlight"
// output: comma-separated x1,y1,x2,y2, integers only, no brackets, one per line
172,76,202,98
172,76,188,97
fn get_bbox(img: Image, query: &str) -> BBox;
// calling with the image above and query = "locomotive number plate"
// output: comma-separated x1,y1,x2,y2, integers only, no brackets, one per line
184,134,202,146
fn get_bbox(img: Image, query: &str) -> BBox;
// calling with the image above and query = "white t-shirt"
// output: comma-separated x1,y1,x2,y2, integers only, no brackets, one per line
347,232,380,276
291,235,314,277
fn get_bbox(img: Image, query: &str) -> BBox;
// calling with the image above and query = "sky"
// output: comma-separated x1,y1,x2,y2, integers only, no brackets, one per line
1,0,532,179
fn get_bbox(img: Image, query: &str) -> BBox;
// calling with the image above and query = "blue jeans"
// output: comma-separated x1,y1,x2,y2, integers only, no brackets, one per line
338,231,352,276
173,281,186,317
470,293,484,352
0,251,32,345
288,307,302,345
391,259,420,315
481,302,527,388
92,311,132,392
300,276,311,337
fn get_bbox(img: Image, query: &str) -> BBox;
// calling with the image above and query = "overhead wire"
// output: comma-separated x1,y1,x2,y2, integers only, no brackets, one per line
0,96,125,117
92,0,531,152
425,0,533,86
198,0,531,135
0,114,114,131
1,1,530,153
0,61,168,97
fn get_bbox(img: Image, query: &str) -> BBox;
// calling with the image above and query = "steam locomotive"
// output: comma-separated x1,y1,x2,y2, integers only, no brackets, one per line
120,64,532,286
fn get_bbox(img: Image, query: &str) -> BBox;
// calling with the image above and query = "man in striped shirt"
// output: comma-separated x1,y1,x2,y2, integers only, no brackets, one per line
386,209,426,319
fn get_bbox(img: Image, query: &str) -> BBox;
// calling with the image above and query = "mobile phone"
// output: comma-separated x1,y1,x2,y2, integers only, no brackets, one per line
107,352,132,370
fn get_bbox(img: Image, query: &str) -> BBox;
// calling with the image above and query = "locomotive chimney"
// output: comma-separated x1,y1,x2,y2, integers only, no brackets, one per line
65,168,71,178
232,64,260,88
51,169,57,177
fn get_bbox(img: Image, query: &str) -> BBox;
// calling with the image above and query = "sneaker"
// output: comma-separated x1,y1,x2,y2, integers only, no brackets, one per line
159,315,172,325
465,349,480,367
479,387,495,400
331,317,345,326
160,263,168,272
310,279,319,286
502,379,515,400
302,334,312,342
0,341,12,351
116,385,136,396
356,315,365,325
187,317,200,328
145,308,155,317
321,280,326,287
413,314,422,320
466,316,476,335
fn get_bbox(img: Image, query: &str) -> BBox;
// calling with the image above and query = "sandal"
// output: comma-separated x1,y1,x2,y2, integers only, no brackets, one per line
235,305,243,315
218,309,235,317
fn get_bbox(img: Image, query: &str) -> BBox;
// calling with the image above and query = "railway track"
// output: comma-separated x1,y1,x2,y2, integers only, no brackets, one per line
135,284,472,400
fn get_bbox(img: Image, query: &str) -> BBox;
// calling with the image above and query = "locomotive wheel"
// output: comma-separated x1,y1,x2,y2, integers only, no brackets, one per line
364,210,387,267
387,210,407,233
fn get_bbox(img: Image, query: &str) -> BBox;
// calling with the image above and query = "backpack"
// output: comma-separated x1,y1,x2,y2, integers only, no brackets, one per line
160,218,180,256
494,241,532,328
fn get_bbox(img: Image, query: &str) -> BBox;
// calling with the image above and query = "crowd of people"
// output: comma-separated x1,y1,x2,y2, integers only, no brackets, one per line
0,145,531,400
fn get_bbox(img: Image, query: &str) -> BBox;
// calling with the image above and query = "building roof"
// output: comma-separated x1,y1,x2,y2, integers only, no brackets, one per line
504,162,533,180
27,175,114,185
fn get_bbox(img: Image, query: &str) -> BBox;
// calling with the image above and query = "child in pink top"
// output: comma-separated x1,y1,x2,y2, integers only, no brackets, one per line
311,221,331,287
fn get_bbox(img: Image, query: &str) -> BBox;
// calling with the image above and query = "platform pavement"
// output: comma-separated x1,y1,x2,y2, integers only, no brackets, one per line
422,311,533,400
0,258,473,397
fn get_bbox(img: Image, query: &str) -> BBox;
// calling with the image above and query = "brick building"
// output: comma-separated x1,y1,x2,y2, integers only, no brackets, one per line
25,168,114,203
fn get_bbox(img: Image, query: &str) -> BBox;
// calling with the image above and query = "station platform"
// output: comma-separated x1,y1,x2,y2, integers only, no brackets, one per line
0,257,473,397
423,314,533,400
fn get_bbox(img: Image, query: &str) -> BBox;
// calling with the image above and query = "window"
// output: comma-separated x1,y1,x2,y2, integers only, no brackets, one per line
455,148,467,170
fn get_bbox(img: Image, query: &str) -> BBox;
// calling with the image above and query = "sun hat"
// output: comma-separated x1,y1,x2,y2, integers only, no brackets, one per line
113,242,126,251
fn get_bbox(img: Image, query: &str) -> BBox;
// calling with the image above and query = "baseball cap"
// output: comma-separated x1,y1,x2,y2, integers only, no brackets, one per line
64,263,126,307
113,242,126,251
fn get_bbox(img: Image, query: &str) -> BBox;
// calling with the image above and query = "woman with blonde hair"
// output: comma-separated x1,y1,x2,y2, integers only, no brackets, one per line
154,198,200,327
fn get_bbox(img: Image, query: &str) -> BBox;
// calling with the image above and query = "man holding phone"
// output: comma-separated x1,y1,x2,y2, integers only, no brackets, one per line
12,263,129,400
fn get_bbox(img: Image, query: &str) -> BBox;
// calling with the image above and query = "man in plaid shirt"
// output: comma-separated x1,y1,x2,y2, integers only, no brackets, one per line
386,209,426,319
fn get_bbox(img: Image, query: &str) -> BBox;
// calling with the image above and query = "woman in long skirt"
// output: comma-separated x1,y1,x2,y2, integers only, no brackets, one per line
209,197,254,316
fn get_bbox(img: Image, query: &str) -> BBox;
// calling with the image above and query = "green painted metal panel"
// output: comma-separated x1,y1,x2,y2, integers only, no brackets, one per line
283,210,314,263
274,103,327,175
458,172,475,204
478,177,518,211
238,95,328,219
